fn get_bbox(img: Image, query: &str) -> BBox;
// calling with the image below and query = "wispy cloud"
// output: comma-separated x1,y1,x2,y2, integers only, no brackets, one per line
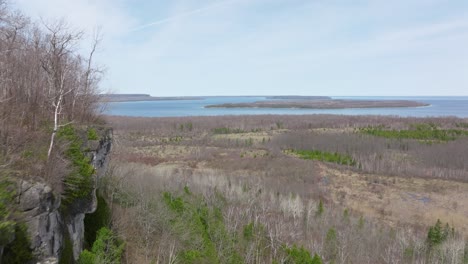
13,0,468,96
130,0,236,32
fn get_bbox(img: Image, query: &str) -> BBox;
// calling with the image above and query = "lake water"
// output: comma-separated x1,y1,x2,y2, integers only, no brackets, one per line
105,96,468,118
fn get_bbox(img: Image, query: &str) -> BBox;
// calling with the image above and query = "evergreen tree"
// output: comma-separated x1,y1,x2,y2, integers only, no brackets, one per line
427,219,450,247
324,228,338,263
311,253,323,264
316,200,324,217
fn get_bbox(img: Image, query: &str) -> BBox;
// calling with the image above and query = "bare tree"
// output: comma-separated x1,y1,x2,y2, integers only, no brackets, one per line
40,21,82,158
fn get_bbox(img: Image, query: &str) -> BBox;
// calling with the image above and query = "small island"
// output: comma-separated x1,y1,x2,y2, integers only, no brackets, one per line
205,99,430,109
100,94,204,102
265,96,332,100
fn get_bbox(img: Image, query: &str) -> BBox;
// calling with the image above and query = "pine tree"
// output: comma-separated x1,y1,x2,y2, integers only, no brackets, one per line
311,253,323,264
316,200,324,217
427,219,446,247
324,228,338,263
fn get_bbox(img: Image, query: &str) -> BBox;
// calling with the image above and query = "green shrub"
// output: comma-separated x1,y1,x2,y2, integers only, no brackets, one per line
87,128,99,140
59,232,74,264
284,245,322,264
427,219,453,247
78,250,96,264
1,224,33,264
179,250,203,263
311,254,323,264
316,200,324,217
0,179,33,263
324,228,338,262
78,227,124,264
360,124,468,141
212,127,247,134
161,190,242,263
84,194,111,248
163,192,185,213
0,178,15,246
292,149,356,166
57,125,95,207
243,223,254,241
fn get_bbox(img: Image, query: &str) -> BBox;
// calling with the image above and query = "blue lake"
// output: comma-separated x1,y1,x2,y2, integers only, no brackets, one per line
105,96,468,118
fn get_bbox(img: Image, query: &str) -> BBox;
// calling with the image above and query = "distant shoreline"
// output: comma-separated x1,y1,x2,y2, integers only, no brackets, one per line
100,94,204,102
205,99,430,109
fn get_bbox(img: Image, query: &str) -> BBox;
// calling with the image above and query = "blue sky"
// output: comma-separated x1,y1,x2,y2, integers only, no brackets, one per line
14,0,468,96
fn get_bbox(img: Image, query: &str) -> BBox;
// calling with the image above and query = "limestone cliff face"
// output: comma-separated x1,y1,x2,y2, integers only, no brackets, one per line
15,128,112,263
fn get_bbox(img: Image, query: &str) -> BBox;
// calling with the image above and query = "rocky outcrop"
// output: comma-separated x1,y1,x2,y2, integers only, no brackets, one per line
14,128,112,263
17,181,62,260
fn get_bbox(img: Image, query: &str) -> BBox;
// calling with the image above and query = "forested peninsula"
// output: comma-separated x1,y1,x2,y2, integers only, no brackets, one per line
206,99,429,109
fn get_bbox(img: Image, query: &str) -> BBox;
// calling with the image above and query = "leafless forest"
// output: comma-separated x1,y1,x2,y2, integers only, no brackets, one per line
105,114,468,264
0,0,103,185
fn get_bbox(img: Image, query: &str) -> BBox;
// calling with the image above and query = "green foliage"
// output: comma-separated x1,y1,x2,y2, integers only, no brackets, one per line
213,127,263,134
0,178,15,246
87,128,99,140
427,219,453,247
57,125,95,207
292,149,356,166
0,178,13,217
212,127,247,134
163,192,185,213
184,185,192,195
179,250,203,262
78,227,124,264
455,122,468,128
276,121,283,129
324,228,338,263
0,221,15,245
358,215,365,229
464,238,468,264
179,122,193,132
311,254,323,264
161,190,242,263
316,200,324,217
111,189,136,207
245,138,253,146
1,224,33,264
78,250,96,264
360,124,468,141
60,232,75,264
342,208,350,223
84,194,111,248
243,222,254,241
0,179,33,263
403,245,414,261
284,245,322,264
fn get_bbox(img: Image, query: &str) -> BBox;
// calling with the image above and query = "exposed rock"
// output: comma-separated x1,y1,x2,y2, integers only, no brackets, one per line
13,127,113,263
19,182,46,211
66,213,85,260
36,257,59,264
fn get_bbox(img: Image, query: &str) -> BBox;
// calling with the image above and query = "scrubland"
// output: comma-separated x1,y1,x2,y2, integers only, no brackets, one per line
104,115,468,264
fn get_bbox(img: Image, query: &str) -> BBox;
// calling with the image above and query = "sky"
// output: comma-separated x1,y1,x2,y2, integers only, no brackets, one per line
13,0,468,96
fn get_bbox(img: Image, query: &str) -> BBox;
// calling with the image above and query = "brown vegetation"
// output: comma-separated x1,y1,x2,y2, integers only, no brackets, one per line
0,0,102,183
105,114,468,263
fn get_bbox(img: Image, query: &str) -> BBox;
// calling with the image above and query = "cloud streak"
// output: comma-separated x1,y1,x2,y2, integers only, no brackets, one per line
130,0,236,32
13,0,468,96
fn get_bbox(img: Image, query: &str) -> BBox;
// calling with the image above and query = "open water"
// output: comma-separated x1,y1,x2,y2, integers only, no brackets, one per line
105,96,468,118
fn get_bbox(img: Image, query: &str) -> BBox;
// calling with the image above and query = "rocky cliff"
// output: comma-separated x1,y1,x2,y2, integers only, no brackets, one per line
14,128,112,263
